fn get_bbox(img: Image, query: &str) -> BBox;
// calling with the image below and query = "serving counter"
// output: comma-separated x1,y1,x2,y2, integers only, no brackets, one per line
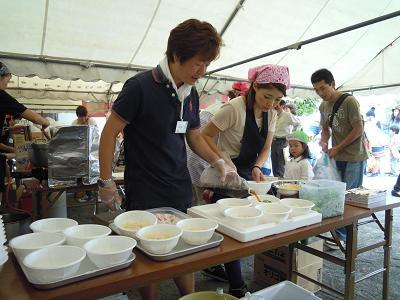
0,199,398,300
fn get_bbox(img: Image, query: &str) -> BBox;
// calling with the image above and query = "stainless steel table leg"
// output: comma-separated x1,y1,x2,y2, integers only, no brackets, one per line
383,209,393,300
344,221,357,300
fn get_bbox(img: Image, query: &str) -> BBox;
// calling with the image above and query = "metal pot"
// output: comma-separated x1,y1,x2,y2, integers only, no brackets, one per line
28,142,49,167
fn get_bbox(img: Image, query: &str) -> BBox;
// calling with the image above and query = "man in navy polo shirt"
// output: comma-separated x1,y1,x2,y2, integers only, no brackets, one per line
98,19,234,299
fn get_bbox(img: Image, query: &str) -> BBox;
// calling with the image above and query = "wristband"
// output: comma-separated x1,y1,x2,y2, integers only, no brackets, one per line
252,165,262,172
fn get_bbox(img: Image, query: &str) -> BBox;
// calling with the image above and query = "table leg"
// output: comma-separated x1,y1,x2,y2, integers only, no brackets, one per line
344,221,357,300
31,191,40,220
382,209,393,300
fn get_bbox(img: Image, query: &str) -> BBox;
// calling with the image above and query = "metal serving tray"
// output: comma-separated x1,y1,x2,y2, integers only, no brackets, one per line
19,253,135,289
110,207,224,261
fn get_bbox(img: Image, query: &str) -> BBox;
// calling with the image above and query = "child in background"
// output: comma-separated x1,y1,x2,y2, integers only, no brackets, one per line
283,131,314,180
389,126,400,176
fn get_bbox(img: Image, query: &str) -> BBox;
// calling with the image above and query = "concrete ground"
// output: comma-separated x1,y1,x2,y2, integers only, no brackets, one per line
68,174,400,300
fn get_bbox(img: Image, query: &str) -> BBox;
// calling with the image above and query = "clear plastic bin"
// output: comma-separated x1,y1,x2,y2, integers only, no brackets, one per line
299,180,346,218
241,281,321,300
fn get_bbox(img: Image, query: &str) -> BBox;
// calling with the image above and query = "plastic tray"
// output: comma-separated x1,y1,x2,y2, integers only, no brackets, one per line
240,280,321,299
19,253,135,289
110,207,224,261
187,204,322,242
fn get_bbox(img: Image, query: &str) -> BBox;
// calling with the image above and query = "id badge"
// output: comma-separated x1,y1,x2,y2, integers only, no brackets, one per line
175,121,188,133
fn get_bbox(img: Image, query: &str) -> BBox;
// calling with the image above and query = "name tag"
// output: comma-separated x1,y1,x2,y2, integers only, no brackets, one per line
175,121,188,133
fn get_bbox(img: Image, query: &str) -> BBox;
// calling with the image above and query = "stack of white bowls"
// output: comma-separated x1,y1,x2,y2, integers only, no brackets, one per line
0,215,8,271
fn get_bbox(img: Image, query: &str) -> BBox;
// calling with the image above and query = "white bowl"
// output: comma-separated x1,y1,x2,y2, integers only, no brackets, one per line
216,198,252,213
84,236,137,268
9,232,65,261
63,224,111,248
23,245,86,284
30,218,78,234
247,194,280,205
136,224,182,255
280,198,315,216
255,203,292,223
114,210,158,238
247,181,272,195
223,207,263,228
176,218,218,246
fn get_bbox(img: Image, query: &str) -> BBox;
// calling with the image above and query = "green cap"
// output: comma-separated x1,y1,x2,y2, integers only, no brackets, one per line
287,131,309,144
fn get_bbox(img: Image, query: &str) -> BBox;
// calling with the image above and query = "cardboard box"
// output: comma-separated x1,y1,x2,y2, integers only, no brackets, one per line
11,126,32,172
253,239,323,293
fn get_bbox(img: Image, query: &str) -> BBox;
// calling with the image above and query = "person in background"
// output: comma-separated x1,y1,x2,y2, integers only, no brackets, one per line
311,68,368,249
388,106,400,132
285,102,297,115
283,131,313,180
0,62,50,202
98,19,233,299
202,64,290,297
271,99,301,177
72,105,97,126
388,126,400,177
364,107,387,177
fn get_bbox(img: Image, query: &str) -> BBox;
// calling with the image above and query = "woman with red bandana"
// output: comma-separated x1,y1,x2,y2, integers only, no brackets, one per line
202,64,290,297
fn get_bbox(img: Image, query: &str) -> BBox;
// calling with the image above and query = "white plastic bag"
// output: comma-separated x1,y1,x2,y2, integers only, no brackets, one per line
312,153,341,181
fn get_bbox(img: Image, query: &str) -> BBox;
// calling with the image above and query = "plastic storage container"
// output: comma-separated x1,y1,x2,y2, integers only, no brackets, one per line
299,180,346,218
240,281,321,300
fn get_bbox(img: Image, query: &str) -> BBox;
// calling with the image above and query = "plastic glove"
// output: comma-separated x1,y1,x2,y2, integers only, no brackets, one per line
211,158,240,186
98,180,122,210
219,151,237,172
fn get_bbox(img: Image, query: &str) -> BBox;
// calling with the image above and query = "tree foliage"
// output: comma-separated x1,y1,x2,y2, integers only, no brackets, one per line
286,97,320,116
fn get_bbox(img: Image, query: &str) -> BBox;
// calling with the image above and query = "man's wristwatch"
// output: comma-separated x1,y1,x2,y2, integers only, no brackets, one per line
97,178,113,187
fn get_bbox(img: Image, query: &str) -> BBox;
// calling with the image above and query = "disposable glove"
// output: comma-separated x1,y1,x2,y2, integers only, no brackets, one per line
98,180,122,210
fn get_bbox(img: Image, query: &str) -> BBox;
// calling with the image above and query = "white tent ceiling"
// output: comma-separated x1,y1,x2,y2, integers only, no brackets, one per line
1,0,400,108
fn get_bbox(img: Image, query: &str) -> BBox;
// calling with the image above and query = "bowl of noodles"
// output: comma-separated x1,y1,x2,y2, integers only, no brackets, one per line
136,224,182,254
114,210,157,238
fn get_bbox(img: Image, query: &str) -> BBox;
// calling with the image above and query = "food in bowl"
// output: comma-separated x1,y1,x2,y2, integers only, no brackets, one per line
279,184,300,191
84,236,137,268
114,210,158,238
255,203,292,223
280,198,315,216
176,218,218,245
22,245,86,284
136,224,182,255
247,194,280,204
223,207,263,228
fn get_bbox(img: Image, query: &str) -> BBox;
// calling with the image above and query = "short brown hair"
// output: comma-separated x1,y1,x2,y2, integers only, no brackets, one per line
166,19,222,64
76,105,88,117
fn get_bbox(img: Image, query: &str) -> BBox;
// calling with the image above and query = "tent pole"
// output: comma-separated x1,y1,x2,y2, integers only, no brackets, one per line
341,83,400,93
220,0,246,37
206,10,400,75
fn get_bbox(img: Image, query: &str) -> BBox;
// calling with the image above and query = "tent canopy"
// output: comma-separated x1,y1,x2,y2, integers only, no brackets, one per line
1,0,400,107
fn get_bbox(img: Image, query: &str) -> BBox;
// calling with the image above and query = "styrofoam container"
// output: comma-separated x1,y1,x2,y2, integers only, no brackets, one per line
63,224,111,248
30,218,78,234
136,224,182,255
176,218,218,246
224,207,263,228
23,245,86,284
9,232,66,261
247,181,272,195
255,203,292,223
240,280,321,299
216,198,252,213
247,194,280,205
84,235,137,268
280,198,315,217
114,210,158,238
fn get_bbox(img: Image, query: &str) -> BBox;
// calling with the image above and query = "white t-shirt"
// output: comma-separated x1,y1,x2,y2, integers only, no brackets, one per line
211,96,277,158
72,118,97,126
274,111,301,138
283,156,314,181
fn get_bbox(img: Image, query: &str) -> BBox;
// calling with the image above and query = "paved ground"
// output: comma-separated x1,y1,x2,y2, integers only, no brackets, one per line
68,174,400,300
